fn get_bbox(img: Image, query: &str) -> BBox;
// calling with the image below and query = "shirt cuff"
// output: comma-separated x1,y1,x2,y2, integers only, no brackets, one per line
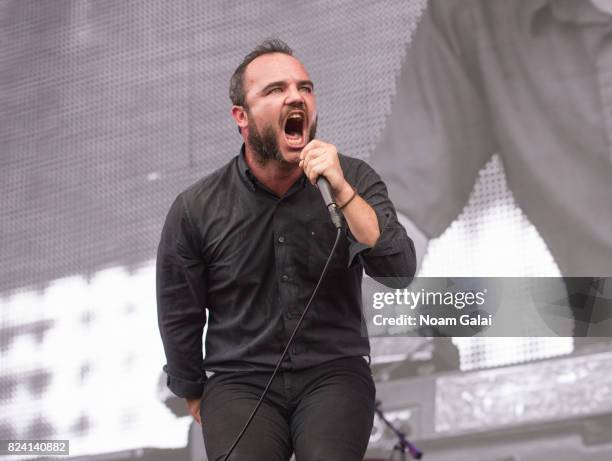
163,364,206,399
347,209,398,267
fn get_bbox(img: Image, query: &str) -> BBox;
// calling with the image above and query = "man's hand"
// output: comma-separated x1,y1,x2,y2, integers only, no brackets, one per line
300,139,381,247
299,140,354,206
186,397,202,425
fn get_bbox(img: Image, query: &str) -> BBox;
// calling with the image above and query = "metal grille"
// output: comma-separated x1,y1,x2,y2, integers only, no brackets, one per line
0,0,425,294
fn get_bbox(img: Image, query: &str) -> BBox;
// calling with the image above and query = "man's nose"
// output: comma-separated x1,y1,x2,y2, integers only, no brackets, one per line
285,85,304,106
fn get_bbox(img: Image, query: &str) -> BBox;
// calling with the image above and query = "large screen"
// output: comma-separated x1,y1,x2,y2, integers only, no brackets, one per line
1,0,576,458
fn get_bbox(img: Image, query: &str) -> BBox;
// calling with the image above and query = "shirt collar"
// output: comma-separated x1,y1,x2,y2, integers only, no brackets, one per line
236,144,308,195
527,0,612,33
237,144,257,191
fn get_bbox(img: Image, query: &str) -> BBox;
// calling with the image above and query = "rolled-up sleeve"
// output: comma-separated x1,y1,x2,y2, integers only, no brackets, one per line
347,161,417,286
156,193,208,399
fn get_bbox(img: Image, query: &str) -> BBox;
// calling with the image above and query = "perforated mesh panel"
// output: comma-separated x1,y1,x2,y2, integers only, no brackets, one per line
1,0,572,456
0,0,426,294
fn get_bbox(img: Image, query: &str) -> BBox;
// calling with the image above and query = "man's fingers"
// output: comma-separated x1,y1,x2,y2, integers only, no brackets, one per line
298,140,342,187
300,140,330,160
300,147,326,165
185,398,202,425
300,148,328,172
305,157,329,185
299,139,323,160
192,407,201,425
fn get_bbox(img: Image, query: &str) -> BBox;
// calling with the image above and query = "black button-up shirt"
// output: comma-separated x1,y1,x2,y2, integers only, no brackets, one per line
156,147,416,398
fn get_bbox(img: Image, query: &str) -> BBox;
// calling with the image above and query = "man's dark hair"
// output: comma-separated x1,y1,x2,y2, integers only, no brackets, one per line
229,39,294,107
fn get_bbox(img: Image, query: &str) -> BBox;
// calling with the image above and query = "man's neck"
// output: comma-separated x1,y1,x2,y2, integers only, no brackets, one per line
244,146,303,197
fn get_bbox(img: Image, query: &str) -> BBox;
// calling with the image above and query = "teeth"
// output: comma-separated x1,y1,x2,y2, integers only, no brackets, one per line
288,113,303,120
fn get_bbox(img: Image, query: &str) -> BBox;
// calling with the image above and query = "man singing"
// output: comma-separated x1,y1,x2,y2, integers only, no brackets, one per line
156,39,416,461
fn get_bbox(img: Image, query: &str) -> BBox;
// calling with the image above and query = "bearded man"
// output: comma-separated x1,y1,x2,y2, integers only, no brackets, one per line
156,39,416,461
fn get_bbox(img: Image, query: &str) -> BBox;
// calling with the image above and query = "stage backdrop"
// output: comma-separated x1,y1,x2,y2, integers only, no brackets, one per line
0,0,571,459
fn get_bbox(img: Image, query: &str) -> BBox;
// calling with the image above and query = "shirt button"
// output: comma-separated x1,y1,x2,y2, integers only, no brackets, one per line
278,236,285,243
281,274,289,282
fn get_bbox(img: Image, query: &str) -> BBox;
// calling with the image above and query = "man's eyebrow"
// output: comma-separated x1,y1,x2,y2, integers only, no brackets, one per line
260,80,314,94
260,81,286,93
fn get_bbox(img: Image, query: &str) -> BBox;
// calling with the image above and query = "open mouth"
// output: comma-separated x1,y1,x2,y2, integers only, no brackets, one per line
283,112,306,148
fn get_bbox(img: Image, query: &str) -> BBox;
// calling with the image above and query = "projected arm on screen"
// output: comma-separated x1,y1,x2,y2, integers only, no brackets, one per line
156,193,207,400
369,0,497,243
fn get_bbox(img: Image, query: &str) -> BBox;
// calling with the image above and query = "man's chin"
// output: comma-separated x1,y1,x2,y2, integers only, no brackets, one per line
279,147,302,164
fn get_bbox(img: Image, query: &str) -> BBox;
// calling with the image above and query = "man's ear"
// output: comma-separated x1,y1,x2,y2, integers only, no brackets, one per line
231,105,248,132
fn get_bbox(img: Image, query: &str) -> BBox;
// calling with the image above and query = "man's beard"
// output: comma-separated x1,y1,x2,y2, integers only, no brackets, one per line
247,116,317,166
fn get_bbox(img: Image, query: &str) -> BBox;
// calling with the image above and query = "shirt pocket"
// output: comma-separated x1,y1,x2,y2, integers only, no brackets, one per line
306,219,349,278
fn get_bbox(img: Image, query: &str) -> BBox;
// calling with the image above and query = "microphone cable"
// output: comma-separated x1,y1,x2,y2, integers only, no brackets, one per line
221,226,343,461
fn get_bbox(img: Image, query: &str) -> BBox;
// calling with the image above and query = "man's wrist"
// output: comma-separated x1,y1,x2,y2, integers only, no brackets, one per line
334,180,354,205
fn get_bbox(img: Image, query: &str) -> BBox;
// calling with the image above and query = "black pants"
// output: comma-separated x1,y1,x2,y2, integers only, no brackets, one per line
200,356,376,461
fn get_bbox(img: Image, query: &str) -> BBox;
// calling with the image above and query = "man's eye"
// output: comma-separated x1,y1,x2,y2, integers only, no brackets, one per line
300,86,312,93
268,87,282,94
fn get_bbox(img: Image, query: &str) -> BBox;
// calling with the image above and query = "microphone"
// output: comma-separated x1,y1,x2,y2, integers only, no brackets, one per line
316,176,343,229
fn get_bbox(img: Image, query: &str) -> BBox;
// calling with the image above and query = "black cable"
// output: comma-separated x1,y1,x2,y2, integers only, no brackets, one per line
221,226,343,461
